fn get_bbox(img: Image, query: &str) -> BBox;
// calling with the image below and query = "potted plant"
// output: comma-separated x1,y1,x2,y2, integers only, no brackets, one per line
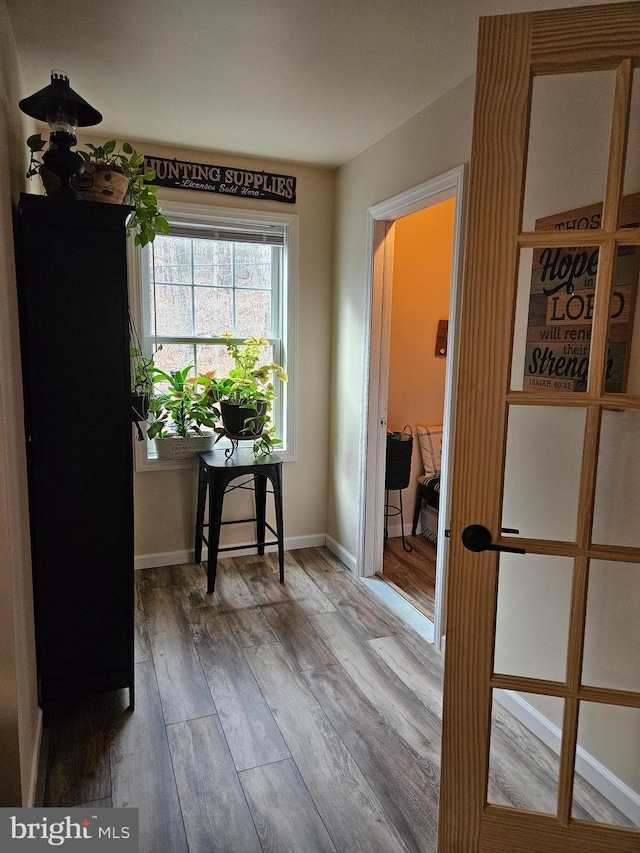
209,333,288,455
130,345,156,428
26,134,169,247
147,365,219,459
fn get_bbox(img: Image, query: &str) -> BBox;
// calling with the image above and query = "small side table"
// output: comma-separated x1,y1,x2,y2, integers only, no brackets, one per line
412,481,430,536
194,449,285,594
411,476,440,541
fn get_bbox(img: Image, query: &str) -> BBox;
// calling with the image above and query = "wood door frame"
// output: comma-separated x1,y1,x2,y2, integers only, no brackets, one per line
357,164,467,647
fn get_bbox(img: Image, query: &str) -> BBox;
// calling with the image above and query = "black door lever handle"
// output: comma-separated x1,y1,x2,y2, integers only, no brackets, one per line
462,524,526,555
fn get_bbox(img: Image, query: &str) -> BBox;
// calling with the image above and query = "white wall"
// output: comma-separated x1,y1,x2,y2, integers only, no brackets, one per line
330,75,475,560
0,0,39,806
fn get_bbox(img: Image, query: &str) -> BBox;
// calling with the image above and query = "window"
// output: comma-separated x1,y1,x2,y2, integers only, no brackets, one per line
130,201,298,468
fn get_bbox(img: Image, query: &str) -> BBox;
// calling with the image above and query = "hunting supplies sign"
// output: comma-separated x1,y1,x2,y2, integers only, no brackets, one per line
524,193,640,393
144,156,297,204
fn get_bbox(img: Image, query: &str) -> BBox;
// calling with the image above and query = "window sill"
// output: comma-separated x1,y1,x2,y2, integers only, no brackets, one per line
133,440,295,471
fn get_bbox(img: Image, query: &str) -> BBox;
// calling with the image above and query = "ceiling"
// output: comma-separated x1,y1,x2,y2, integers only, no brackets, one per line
7,0,614,168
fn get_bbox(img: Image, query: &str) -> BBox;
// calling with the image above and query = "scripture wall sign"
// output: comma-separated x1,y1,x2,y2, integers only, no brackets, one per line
144,156,297,204
524,193,640,393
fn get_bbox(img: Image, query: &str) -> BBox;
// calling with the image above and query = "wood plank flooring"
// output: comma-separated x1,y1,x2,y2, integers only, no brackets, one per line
38,546,632,852
382,534,437,620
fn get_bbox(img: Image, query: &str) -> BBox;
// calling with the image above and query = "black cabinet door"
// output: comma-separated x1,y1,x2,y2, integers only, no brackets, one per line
17,194,134,709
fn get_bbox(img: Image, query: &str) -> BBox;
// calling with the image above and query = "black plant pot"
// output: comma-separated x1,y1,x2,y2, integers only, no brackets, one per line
220,400,267,438
130,392,150,423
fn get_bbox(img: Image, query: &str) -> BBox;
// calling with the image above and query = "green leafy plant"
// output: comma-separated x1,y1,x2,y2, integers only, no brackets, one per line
130,346,157,396
25,133,47,179
147,365,218,440
25,134,169,247
130,347,156,434
208,333,288,454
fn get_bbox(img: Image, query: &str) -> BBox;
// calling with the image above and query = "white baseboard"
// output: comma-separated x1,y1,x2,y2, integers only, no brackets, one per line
494,689,640,825
26,708,43,807
385,520,414,539
325,535,357,573
134,533,326,570
136,549,193,570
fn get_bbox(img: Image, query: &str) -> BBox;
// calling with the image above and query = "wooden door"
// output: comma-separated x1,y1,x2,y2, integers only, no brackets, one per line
439,3,640,851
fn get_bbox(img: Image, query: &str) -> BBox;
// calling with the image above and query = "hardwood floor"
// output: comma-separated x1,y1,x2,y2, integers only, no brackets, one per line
382,534,437,620
38,546,631,851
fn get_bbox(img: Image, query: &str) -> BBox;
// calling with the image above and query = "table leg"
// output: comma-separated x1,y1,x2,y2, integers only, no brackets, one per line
399,489,413,552
255,474,267,555
206,475,226,594
412,487,423,537
271,467,285,583
194,459,208,563
384,489,390,539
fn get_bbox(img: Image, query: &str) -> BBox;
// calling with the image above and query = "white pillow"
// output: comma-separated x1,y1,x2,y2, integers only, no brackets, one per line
417,424,443,477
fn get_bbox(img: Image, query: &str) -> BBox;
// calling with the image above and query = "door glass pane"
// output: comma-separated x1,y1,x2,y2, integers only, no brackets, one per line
494,553,572,682
511,248,533,391
572,703,639,828
592,409,640,548
502,405,585,541
512,245,600,393
522,72,614,232
488,690,562,814
582,560,640,693
603,245,640,393
622,67,639,210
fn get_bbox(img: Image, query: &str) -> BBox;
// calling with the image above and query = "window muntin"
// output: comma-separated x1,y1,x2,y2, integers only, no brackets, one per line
138,209,292,463
148,237,279,342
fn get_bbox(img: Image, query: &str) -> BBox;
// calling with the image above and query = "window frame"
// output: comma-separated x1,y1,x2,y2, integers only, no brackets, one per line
128,200,298,470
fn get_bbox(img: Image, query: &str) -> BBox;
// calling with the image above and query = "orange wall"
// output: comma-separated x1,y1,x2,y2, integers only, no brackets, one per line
387,198,455,533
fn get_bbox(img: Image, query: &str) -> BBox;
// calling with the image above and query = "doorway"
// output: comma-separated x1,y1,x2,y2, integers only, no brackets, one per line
358,165,467,647
380,200,455,622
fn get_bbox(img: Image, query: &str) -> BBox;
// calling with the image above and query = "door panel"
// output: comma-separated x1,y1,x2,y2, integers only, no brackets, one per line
572,703,640,828
494,553,573,682
438,4,640,852
592,408,640,546
603,244,640,392
501,406,586,540
522,71,614,232
582,559,640,692
487,691,564,814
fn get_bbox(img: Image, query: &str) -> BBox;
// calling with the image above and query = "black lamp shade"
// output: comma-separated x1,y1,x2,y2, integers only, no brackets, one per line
19,71,102,127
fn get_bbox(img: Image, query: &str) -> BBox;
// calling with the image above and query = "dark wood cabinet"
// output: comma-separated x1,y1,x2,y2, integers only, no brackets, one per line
16,193,134,715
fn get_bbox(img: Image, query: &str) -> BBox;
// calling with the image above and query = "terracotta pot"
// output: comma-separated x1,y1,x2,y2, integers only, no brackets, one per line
220,401,267,438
